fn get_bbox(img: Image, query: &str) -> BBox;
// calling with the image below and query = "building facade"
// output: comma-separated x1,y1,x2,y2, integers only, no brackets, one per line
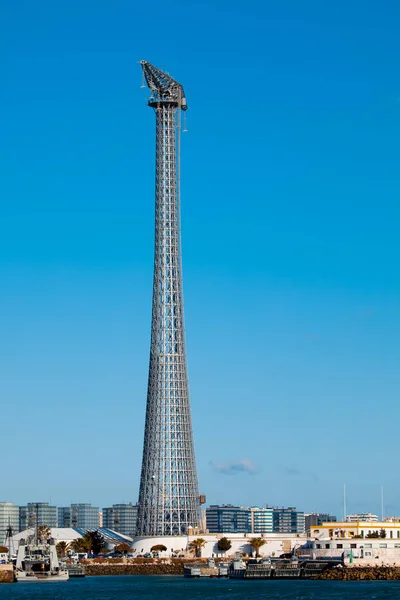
251,507,273,534
305,513,337,532
346,513,378,522
311,520,400,540
273,507,305,534
206,505,251,534
58,504,99,529
0,502,20,545
19,503,57,531
103,503,138,536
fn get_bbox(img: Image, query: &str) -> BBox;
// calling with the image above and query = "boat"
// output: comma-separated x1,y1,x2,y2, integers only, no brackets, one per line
15,534,69,583
228,555,344,580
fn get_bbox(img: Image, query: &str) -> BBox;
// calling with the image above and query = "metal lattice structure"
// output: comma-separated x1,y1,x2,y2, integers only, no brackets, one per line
137,61,200,536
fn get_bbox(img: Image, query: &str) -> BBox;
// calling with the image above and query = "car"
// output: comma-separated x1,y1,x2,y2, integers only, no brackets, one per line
143,553,152,558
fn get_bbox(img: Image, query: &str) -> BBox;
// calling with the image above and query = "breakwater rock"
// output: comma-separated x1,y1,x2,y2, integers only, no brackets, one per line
319,566,400,580
82,558,201,576
0,565,14,584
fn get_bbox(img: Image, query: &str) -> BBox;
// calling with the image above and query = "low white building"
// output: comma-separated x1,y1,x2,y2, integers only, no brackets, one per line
346,513,378,522
311,538,400,566
131,533,308,558
310,520,400,540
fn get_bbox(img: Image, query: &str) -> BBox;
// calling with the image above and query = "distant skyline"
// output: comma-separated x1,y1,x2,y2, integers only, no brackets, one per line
1,0,400,518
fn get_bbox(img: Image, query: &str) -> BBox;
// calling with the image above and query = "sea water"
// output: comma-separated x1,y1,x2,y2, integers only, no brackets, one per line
0,575,399,600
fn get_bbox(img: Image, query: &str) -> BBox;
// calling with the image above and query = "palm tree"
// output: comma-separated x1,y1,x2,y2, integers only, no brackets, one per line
37,525,51,543
189,538,206,558
56,541,69,557
70,538,90,553
249,537,266,558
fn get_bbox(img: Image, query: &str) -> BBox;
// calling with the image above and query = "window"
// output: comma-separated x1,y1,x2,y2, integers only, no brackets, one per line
390,531,393,538
365,544,372,548
379,544,387,548
325,544,330,549
365,551,372,557
394,544,400,548
350,544,356,548
336,544,343,549
316,544,321,549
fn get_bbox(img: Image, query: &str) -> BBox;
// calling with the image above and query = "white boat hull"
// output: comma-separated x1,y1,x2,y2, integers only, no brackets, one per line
16,571,69,583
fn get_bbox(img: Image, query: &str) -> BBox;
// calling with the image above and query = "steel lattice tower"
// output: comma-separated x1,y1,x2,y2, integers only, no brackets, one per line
137,61,200,536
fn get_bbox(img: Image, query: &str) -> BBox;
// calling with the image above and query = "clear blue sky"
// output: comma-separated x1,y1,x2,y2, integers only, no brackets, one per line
1,0,400,518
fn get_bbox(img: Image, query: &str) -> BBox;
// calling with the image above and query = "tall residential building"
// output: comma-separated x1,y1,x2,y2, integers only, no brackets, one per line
273,507,305,534
206,505,251,534
0,502,19,545
103,503,138,536
251,507,273,534
58,504,99,529
305,513,337,532
19,503,57,531
136,61,200,536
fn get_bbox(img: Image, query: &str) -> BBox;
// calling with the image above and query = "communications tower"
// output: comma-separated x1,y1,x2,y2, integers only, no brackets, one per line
137,61,200,536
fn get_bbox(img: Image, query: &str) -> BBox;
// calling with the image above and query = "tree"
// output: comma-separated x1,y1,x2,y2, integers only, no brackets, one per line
56,541,69,557
84,530,106,555
217,537,232,555
114,543,132,555
37,525,51,543
379,528,387,539
249,537,267,557
151,544,167,553
189,538,206,558
366,531,380,539
70,538,90,553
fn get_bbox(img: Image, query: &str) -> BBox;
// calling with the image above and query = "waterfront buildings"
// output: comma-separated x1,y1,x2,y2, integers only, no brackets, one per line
346,512,378,522
19,503,57,531
305,513,337,532
273,507,305,534
206,505,304,535
310,519,400,539
251,507,273,534
103,503,138,536
206,505,251,534
58,504,99,529
0,502,19,544
311,538,400,564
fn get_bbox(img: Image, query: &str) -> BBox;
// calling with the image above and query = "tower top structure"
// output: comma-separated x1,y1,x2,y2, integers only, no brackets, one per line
140,60,188,110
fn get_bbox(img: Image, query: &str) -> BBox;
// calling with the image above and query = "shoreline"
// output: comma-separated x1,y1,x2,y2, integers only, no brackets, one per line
81,560,400,580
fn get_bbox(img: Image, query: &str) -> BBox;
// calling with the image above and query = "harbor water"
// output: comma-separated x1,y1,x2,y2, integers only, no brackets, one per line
0,575,400,599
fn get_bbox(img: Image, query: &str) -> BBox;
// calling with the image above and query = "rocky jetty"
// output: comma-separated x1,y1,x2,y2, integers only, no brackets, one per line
318,565,400,580
0,565,14,584
82,558,203,577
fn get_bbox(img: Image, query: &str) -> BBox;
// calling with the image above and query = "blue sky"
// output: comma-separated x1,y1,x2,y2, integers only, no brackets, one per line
1,0,400,518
